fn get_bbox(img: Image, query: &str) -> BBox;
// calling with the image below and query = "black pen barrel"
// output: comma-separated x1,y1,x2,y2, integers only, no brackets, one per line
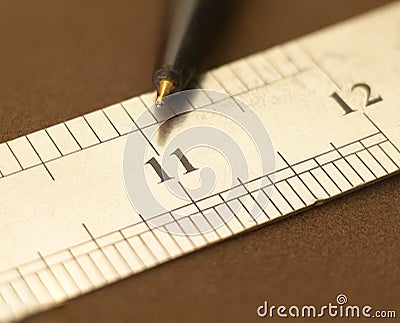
153,0,228,91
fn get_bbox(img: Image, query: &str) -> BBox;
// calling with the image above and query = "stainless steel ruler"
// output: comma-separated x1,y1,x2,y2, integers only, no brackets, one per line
1,3,400,321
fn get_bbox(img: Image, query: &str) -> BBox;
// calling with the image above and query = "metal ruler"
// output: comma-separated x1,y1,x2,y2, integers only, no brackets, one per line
1,3,400,321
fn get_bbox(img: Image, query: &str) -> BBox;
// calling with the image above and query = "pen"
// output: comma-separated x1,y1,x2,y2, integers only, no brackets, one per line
153,0,229,107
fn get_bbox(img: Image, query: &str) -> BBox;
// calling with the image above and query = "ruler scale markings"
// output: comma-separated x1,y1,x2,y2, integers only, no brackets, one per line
81,224,120,280
113,241,142,273
205,210,234,239
262,51,284,78
237,178,270,221
78,254,107,286
278,151,318,200
100,245,131,278
137,214,172,260
358,148,387,177
103,104,136,135
131,118,160,157
44,128,64,157
287,175,316,206
27,130,62,162
314,157,343,193
322,163,352,192
236,197,258,224
151,228,182,257
178,181,220,241
379,142,400,168
0,289,17,322
37,252,67,300
260,187,283,216
264,46,298,77
63,122,83,150
212,206,234,235
121,97,157,128
179,217,209,246
345,154,374,183
331,142,365,184
19,275,46,307
160,226,185,255
9,136,41,169
355,152,378,179
215,204,244,234
238,60,267,88
229,61,265,90
217,201,245,233
193,210,223,241
194,215,220,243
211,66,248,95
0,143,22,175
371,145,398,172
279,46,301,73
272,181,295,212
16,268,40,305
297,44,342,89
276,180,305,210
88,249,120,282
131,235,159,267
25,136,55,181
246,52,282,83
364,113,400,154
185,89,212,109
84,110,119,142
140,231,171,262
138,95,159,124
166,223,198,252
0,134,394,280
101,109,122,137
229,199,257,229
281,42,314,71
59,262,82,294
283,178,307,207
48,265,79,297
33,272,55,303
58,122,82,151
331,159,357,187
361,140,390,173
218,194,247,229
305,170,331,198
11,279,36,310
118,230,147,269
227,199,256,229
6,282,23,306
82,115,102,143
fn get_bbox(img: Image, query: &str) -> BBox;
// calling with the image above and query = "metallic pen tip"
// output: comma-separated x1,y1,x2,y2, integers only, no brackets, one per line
155,79,174,108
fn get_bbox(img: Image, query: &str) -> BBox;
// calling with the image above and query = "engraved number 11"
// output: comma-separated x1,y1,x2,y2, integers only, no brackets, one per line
146,148,198,183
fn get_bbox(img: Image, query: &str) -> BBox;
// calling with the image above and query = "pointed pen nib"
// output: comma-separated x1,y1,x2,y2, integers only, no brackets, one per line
155,79,175,108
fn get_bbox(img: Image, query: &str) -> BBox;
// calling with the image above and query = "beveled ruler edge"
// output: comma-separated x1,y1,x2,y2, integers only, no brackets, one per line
1,2,400,322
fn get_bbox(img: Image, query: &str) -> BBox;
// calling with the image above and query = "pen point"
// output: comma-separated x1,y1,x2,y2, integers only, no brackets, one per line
155,79,175,108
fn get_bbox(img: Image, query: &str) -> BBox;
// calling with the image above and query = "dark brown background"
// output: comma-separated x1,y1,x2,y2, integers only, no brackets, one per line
0,0,397,322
